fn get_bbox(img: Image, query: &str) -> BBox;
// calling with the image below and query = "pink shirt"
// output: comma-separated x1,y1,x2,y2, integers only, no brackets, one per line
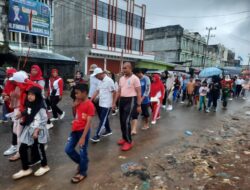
119,74,141,97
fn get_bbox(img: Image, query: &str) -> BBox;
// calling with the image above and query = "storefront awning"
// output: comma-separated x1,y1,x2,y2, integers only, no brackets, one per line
136,60,176,70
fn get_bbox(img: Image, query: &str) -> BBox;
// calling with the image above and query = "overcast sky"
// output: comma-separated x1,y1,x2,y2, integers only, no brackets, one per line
136,0,250,65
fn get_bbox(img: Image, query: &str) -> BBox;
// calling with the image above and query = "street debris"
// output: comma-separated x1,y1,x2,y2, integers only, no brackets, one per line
98,107,250,189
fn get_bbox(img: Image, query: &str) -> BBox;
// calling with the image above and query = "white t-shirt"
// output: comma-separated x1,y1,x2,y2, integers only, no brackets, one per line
235,79,244,85
88,75,100,98
97,75,115,108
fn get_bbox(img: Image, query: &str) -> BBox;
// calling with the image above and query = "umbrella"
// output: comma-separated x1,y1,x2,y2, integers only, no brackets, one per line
199,67,222,78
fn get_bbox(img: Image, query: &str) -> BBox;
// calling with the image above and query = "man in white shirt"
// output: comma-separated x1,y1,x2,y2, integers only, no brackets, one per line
90,68,116,142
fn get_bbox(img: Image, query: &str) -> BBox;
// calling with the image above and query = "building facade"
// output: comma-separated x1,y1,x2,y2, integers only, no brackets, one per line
53,0,154,74
0,0,78,79
145,25,208,67
0,0,7,48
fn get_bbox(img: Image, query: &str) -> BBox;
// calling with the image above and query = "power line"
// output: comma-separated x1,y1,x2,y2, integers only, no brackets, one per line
147,10,250,19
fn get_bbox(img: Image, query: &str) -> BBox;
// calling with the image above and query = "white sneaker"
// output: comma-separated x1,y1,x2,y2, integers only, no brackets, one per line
12,169,33,179
167,105,173,111
48,109,52,113
60,111,65,120
46,123,54,130
151,120,156,125
180,101,185,104
50,118,59,121
242,97,246,100
34,166,50,177
161,105,166,109
4,145,17,156
229,98,233,101
205,109,210,113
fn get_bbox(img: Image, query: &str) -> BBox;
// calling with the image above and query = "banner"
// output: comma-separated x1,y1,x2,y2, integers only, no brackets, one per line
8,0,50,37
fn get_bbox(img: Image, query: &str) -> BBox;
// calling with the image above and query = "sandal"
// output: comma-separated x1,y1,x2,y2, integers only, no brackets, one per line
141,126,150,130
71,174,87,184
131,132,137,136
9,153,20,162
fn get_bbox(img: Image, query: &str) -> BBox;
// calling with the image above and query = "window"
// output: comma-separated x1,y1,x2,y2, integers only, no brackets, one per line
21,33,37,44
96,1,108,18
116,35,121,48
132,39,140,51
133,15,141,28
121,36,125,49
97,30,107,46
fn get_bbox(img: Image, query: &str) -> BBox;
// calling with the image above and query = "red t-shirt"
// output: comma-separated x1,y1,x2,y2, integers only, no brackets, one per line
72,100,95,131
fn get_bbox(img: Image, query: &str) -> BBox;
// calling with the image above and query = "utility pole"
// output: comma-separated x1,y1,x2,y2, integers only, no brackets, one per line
248,54,250,71
202,27,216,68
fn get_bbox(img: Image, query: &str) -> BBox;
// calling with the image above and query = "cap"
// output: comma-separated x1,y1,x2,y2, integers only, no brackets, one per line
9,71,28,83
91,68,103,77
89,64,98,72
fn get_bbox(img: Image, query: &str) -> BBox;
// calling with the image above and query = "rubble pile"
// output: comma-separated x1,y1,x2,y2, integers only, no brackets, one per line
99,107,250,190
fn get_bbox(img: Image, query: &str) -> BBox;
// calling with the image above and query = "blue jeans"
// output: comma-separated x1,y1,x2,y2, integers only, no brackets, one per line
95,107,111,137
65,130,90,176
1,103,8,121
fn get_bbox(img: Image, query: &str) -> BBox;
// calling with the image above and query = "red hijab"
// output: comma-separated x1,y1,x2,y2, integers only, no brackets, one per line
30,65,43,81
150,74,165,101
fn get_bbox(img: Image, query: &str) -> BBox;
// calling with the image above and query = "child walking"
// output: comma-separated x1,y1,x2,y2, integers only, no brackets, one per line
12,86,50,179
65,84,95,183
199,81,209,112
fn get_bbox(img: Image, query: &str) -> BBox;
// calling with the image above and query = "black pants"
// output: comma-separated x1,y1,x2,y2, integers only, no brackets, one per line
187,94,193,106
162,90,167,105
212,95,219,108
45,98,51,110
236,85,242,97
92,99,100,119
31,139,41,163
119,97,136,144
50,96,63,118
11,124,17,146
20,142,47,170
182,89,187,101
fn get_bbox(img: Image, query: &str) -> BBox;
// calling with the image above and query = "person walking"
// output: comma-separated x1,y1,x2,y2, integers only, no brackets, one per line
207,76,221,112
133,68,151,132
199,81,209,112
70,71,87,101
3,68,17,156
150,74,165,125
113,62,141,151
186,77,195,106
12,86,50,179
48,69,65,121
65,84,95,183
90,68,116,142
88,64,101,116
165,73,175,111
29,65,53,130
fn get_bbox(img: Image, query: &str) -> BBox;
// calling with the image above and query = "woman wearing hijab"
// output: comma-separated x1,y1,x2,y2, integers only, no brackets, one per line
150,74,165,125
48,69,65,121
30,65,53,129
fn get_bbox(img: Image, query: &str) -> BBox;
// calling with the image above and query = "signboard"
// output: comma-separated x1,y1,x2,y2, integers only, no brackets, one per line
8,0,50,37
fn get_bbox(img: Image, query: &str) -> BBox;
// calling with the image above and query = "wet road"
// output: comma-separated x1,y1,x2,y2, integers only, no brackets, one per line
0,92,249,190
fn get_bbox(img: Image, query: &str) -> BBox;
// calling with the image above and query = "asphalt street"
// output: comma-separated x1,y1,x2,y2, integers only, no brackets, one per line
0,92,249,190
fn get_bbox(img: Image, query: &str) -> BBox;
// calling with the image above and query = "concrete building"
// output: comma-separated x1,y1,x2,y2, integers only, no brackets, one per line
53,0,154,74
0,0,78,79
145,25,207,67
207,44,236,67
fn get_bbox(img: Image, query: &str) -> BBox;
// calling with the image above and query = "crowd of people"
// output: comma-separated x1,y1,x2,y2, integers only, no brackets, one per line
0,62,249,183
